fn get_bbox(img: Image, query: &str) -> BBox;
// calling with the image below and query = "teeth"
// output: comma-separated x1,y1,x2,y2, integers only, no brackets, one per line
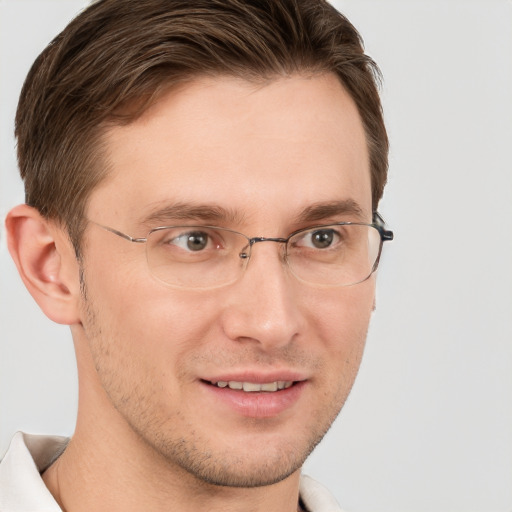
211,380,294,392
261,382,278,392
243,382,262,392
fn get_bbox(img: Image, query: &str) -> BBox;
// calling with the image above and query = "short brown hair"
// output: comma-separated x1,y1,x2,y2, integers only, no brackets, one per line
15,0,388,252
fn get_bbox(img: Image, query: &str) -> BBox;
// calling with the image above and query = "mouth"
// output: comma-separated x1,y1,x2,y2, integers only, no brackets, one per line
206,380,295,392
199,372,307,418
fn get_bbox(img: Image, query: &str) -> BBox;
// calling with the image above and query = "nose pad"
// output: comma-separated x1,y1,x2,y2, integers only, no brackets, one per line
238,243,251,263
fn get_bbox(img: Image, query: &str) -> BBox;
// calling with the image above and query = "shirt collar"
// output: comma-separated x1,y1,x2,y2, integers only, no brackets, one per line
0,432,67,511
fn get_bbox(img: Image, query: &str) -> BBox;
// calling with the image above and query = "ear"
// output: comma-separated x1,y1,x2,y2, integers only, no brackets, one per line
5,204,81,325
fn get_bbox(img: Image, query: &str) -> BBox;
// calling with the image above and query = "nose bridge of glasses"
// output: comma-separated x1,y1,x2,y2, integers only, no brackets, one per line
250,236,288,245
238,236,288,259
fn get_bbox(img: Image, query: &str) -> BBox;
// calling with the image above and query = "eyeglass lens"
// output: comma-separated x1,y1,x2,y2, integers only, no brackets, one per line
145,224,383,288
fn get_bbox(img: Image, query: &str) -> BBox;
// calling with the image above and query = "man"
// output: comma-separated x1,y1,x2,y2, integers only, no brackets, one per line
0,0,392,510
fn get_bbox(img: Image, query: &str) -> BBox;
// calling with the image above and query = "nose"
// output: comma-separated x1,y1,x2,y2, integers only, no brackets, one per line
220,242,304,351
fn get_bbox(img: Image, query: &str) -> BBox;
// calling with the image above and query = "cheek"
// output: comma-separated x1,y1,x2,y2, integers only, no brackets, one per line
79,272,227,424
307,279,375,385
83,266,223,370
309,278,374,343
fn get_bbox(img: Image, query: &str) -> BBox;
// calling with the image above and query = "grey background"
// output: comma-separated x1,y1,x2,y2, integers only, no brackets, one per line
1,1,511,510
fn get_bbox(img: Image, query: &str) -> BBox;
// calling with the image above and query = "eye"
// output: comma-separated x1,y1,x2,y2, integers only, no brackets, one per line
311,229,336,248
296,228,340,249
171,230,215,252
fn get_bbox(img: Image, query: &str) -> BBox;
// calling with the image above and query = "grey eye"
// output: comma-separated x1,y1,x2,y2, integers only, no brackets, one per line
310,229,335,248
185,232,209,251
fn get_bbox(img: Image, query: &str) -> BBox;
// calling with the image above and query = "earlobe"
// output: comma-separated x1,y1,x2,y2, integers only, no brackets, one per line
5,204,81,325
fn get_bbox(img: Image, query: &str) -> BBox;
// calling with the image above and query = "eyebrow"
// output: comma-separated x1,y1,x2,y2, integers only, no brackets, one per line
140,202,246,227
297,199,368,223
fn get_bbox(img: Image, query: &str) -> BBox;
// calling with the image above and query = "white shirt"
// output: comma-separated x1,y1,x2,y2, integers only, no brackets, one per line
0,432,343,512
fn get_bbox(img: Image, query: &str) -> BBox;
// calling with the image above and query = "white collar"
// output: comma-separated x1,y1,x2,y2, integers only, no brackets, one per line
0,432,66,511
0,432,343,512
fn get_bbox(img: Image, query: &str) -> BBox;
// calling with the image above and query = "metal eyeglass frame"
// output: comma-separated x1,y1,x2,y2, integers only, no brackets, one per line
87,211,394,286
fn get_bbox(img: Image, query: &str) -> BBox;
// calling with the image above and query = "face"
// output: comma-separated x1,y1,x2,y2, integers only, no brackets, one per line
78,74,374,487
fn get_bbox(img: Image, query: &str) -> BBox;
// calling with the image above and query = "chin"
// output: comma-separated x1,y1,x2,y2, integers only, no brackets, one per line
149,419,332,488
188,459,302,488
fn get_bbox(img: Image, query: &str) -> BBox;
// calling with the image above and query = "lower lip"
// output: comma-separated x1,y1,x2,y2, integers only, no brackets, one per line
201,381,307,418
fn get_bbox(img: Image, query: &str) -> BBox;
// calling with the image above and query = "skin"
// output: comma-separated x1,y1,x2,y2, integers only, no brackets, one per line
7,73,375,512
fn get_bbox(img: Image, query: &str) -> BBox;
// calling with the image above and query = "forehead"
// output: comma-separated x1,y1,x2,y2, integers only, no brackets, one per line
89,74,371,228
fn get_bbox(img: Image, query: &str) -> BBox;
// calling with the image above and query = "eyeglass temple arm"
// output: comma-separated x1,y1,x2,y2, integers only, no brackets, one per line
90,221,147,243
373,211,394,241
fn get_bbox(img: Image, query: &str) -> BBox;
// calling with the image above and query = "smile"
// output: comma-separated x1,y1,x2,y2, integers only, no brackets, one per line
201,377,307,417
209,380,294,392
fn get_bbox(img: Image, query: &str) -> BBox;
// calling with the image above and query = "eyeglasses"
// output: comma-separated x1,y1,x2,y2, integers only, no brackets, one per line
89,213,393,289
